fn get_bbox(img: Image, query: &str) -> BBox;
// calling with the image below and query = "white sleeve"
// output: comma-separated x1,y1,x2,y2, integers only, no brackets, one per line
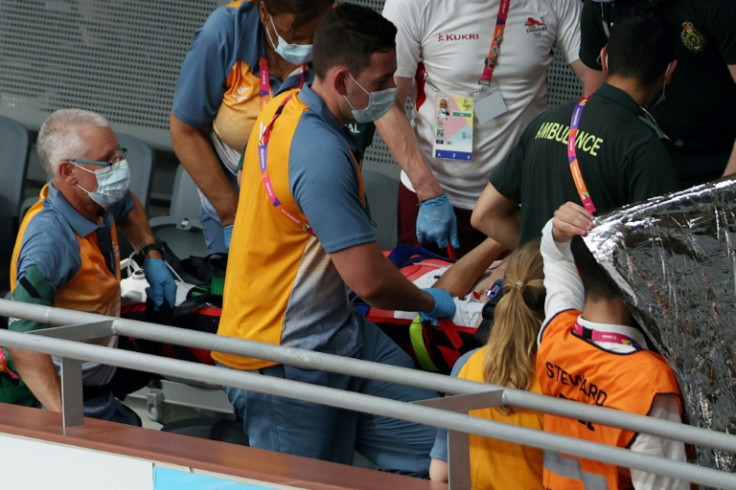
630,395,689,490
540,219,585,329
382,0,423,79
550,0,582,64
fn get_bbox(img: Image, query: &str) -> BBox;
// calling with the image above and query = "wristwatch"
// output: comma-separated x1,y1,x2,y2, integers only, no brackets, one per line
137,241,165,263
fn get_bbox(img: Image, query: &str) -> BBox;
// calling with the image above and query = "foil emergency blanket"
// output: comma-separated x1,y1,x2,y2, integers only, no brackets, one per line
584,177,736,471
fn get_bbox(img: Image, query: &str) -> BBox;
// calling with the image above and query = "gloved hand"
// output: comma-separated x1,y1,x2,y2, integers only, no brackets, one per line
223,224,234,250
417,194,460,250
421,287,456,323
143,259,177,311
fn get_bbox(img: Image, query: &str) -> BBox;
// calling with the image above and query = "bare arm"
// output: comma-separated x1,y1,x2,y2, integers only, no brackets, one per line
374,77,443,201
720,65,736,176
116,192,162,260
470,183,521,250
429,459,448,483
330,241,437,312
7,348,61,412
170,112,239,226
571,59,605,95
433,238,505,297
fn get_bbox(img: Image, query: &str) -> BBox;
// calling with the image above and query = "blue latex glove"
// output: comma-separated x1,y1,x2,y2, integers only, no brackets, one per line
416,194,460,250
223,224,233,250
421,287,456,323
143,259,177,311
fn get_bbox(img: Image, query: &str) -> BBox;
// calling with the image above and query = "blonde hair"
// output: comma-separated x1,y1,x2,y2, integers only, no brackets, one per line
482,239,545,414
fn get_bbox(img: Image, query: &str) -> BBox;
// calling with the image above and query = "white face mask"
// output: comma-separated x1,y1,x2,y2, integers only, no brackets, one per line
266,15,313,65
343,73,398,123
651,62,672,109
73,159,131,207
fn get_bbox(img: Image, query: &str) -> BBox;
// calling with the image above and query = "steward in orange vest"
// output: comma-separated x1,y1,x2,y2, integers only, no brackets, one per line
538,204,688,490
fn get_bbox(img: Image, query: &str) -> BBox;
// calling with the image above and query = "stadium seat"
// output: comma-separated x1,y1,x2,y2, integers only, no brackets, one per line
149,165,209,259
118,132,156,210
20,131,155,218
0,115,30,291
362,168,399,250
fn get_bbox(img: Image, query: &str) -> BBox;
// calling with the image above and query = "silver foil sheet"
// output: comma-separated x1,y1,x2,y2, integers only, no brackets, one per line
584,177,736,471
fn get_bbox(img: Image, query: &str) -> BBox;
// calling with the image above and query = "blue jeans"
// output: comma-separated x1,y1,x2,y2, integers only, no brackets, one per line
84,392,141,426
223,322,437,477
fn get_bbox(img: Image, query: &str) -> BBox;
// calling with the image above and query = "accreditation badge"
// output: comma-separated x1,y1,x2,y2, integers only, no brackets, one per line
433,94,474,161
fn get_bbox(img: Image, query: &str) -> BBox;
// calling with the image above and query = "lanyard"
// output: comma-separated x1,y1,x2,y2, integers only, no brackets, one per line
568,96,597,214
258,93,315,235
479,0,510,86
573,321,643,351
259,36,307,109
0,348,20,381
258,93,367,236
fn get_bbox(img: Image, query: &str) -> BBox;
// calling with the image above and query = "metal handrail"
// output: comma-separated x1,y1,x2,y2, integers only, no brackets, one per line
1,300,735,489
2,299,733,453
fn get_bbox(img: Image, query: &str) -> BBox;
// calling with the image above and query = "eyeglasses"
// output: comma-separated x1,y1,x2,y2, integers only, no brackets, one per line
68,148,127,168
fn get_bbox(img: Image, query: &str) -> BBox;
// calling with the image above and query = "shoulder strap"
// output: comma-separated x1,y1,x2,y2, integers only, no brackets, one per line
637,114,669,140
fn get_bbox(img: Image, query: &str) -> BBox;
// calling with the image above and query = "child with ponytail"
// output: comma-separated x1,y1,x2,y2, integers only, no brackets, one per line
429,238,546,488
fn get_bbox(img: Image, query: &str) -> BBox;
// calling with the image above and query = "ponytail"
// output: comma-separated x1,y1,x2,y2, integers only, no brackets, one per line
482,239,545,414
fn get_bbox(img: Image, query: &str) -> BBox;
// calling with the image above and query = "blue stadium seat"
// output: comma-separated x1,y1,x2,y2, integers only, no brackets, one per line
363,168,399,250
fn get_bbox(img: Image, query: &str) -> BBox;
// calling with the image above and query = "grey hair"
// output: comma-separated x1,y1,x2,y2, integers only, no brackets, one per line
36,108,110,179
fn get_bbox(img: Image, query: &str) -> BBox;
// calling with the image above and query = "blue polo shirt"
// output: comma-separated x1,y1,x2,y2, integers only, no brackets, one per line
13,183,133,290
214,84,376,370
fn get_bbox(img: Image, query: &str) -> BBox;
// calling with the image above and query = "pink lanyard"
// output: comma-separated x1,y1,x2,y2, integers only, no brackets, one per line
479,0,510,85
573,321,643,351
258,37,307,109
258,94,367,236
0,348,19,381
258,93,315,235
568,96,597,214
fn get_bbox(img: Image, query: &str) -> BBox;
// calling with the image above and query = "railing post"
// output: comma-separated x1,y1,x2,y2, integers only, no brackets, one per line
60,357,84,428
447,430,471,489
418,389,506,489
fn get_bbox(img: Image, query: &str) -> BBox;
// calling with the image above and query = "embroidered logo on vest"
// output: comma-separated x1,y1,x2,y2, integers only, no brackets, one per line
681,22,706,53
524,17,547,36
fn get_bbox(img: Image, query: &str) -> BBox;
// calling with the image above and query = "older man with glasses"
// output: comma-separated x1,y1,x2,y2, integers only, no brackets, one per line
4,108,175,425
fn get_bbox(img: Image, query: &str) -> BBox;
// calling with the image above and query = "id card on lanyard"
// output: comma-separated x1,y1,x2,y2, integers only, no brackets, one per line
433,95,474,160
432,0,510,161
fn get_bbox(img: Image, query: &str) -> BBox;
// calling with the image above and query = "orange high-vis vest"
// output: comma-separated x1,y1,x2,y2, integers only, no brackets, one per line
457,349,544,489
537,310,682,490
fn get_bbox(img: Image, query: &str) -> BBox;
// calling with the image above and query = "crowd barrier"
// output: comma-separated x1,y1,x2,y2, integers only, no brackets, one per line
0,300,735,489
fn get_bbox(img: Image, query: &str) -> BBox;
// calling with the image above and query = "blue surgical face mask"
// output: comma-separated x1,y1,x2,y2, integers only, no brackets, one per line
73,159,131,207
343,73,398,123
266,15,313,65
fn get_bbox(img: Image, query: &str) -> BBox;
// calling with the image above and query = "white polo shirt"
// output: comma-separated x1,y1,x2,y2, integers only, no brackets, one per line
382,0,582,209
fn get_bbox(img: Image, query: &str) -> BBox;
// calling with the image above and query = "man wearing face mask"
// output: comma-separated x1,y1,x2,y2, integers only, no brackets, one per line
6,109,176,425
170,0,333,254
580,0,736,190
472,12,680,248
213,4,455,474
